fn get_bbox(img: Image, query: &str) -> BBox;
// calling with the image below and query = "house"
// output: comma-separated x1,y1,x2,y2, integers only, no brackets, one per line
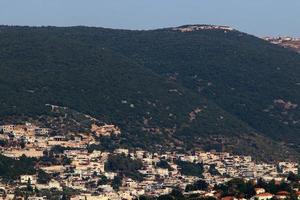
295,191,300,200
0,185,7,195
91,124,121,137
20,175,37,185
114,148,129,155
0,125,15,133
70,195,86,200
104,172,117,180
156,168,169,176
2,148,44,158
27,196,47,200
40,165,65,174
34,128,49,135
88,194,110,200
255,188,266,194
221,196,237,200
118,191,134,200
98,185,114,193
71,194,109,200
5,193,15,200
49,180,63,191
251,193,273,200
276,191,289,199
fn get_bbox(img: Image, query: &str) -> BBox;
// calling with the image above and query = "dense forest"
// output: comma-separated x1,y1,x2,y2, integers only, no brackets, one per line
1,25,300,160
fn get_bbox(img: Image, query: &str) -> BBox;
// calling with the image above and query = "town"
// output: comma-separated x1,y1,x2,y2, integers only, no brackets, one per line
172,25,234,32
0,123,299,200
263,36,300,53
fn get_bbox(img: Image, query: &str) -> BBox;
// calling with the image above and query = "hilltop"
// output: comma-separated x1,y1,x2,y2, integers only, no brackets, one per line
264,36,300,53
0,25,300,161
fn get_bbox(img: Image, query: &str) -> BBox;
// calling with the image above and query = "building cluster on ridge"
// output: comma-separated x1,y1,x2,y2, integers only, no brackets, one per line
173,25,234,33
264,36,300,53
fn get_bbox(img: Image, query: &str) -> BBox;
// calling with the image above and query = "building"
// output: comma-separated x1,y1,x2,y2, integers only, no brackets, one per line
20,175,37,185
251,193,273,200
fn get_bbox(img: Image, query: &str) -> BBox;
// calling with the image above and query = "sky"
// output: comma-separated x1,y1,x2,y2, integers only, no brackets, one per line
0,0,300,37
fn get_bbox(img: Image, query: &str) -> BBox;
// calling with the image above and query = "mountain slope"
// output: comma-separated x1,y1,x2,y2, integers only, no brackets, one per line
0,25,299,160
73,25,300,148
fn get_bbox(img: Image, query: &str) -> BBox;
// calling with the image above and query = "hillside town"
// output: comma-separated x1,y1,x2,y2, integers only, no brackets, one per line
0,123,299,200
263,36,300,53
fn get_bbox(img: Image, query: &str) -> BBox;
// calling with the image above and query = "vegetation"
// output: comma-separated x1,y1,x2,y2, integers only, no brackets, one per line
156,160,172,170
97,175,108,185
0,139,7,147
208,164,221,176
185,180,209,192
37,187,81,200
37,169,52,184
87,136,119,152
1,25,300,159
39,147,72,166
105,154,144,181
111,176,122,191
0,154,36,180
175,160,203,177
214,178,255,199
255,178,293,194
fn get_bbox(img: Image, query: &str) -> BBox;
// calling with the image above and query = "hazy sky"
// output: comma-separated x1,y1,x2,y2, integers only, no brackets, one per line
1,0,300,37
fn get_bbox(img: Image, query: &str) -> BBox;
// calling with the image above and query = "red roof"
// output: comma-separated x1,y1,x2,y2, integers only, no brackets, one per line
221,196,235,200
276,191,289,196
256,193,273,197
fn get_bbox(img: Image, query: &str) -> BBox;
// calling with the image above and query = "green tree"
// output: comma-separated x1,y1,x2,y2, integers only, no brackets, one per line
105,154,144,181
37,170,51,184
111,176,122,191
97,175,108,185
185,180,208,192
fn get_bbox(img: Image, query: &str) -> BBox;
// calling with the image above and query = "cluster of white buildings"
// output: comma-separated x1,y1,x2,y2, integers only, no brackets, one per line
173,25,234,32
264,36,300,44
0,123,121,158
263,36,300,53
0,123,299,200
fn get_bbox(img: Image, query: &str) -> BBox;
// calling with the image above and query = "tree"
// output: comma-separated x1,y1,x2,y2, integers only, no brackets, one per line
37,170,51,184
0,154,36,180
287,172,300,183
157,195,173,200
111,176,122,191
156,160,172,170
105,154,144,181
209,164,221,176
97,175,108,185
20,139,26,149
61,193,68,200
62,156,72,166
214,178,255,198
0,140,7,147
186,180,209,192
170,188,185,200
175,160,203,177
138,196,155,200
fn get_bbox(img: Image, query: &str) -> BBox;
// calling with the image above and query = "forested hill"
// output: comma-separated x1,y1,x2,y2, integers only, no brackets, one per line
0,25,300,161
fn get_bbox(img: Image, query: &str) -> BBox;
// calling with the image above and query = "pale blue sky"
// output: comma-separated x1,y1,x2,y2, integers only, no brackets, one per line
0,0,299,37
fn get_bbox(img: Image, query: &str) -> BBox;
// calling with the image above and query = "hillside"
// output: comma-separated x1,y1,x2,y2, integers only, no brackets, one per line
80,25,300,151
0,25,300,161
